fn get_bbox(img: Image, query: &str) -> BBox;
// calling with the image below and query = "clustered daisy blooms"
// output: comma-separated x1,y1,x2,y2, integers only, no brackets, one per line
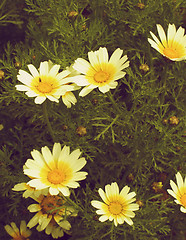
167,172,186,213
23,143,88,196
16,60,73,104
71,47,129,97
4,220,32,240
27,193,77,238
148,24,186,61
91,182,139,226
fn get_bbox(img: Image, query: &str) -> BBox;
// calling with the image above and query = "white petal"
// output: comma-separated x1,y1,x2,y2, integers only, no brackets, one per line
46,95,59,103
15,85,31,91
28,204,41,212
73,58,92,74
58,186,70,196
12,183,27,191
70,75,90,86
98,188,109,204
170,180,179,194
167,24,176,47
56,69,71,80
88,50,100,71
27,213,40,228
39,61,49,75
99,84,110,93
49,64,60,76
58,145,70,163
79,86,94,97
28,64,39,77
34,96,46,104
49,187,59,195
123,216,133,225
17,70,33,85
176,172,184,189
180,206,186,213
52,143,61,161
109,48,123,64
157,24,167,47
99,215,108,222
27,179,49,190
25,90,38,97
120,185,130,197
98,47,109,70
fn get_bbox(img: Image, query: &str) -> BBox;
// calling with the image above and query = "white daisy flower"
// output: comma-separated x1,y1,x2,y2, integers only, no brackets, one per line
91,182,139,227
23,143,88,196
70,47,129,97
148,24,186,61
167,172,186,213
15,60,73,104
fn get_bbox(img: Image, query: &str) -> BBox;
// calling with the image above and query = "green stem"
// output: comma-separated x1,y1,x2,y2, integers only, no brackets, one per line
42,100,55,142
65,196,84,212
110,222,116,240
107,91,121,114
94,115,119,141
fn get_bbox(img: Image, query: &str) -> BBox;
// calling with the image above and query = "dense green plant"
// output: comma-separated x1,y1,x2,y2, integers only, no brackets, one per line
0,0,185,239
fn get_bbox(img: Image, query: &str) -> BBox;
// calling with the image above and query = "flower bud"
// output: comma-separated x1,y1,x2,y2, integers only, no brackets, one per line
169,116,179,125
76,126,87,136
0,70,5,80
139,64,149,72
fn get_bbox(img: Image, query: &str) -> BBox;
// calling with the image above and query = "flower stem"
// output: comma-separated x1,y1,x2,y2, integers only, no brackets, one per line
65,195,84,212
110,222,116,240
42,100,55,142
107,91,121,114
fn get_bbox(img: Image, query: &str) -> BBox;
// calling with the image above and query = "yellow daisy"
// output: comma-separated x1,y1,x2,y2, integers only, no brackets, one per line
91,182,139,226
15,60,73,104
27,193,77,236
4,220,32,240
12,182,48,198
23,143,88,196
71,47,129,97
167,172,186,213
148,24,186,61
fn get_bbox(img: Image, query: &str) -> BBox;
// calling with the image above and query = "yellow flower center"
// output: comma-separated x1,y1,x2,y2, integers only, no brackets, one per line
94,71,110,83
109,201,123,215
180,194,186,207
47,169,65,184
40,194,65,215
163,47,179,59
36,79,53,93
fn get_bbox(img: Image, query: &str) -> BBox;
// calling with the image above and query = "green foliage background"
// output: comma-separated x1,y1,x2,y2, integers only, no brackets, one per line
0,0,185,239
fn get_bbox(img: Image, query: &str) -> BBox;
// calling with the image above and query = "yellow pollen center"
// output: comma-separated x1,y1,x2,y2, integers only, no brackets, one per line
94,71,110,83
37,82,53,93
180,194,186,207
47,169,65,184
163,47,179,59
109,202,123,215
